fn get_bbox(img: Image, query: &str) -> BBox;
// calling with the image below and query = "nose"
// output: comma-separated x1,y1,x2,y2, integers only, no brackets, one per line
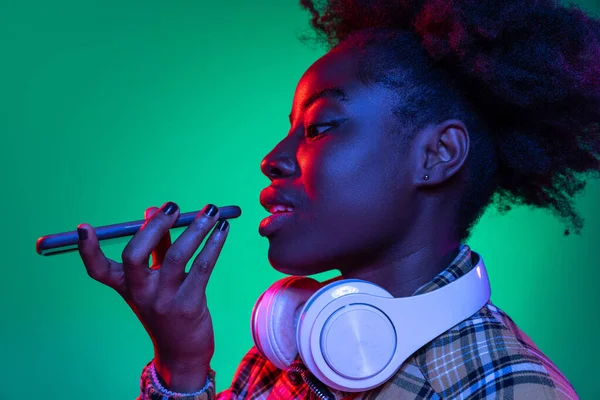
260,143,297,180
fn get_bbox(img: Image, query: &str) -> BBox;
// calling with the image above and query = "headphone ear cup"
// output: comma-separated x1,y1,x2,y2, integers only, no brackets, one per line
297,279,395,392
251,276,322,370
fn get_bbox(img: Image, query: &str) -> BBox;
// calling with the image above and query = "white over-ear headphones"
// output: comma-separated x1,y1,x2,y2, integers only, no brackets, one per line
251,253,491,392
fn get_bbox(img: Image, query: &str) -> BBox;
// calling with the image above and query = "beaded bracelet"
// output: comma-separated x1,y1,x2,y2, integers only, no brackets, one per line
146,361,214,399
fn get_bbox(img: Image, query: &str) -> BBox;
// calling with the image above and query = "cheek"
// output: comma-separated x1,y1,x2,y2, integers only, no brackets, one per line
297,144,331,200
299,139,387,206
300,136,412,250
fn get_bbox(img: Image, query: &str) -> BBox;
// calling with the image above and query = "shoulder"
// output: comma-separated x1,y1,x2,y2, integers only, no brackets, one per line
413,303,579,399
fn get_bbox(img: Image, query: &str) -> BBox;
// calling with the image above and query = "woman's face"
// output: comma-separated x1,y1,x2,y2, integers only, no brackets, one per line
259,46,419,276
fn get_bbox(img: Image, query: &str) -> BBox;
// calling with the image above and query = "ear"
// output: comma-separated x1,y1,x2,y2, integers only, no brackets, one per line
412,119,470,187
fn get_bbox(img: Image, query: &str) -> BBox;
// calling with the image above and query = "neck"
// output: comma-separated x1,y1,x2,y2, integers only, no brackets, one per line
339,238,461,298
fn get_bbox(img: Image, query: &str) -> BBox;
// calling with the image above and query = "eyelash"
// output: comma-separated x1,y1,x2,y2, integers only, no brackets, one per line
305,121,339,140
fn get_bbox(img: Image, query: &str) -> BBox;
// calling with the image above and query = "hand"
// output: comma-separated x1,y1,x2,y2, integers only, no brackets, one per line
77,202,230,392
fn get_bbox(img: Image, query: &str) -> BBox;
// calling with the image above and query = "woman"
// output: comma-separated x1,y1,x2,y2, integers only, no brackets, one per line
77,0,599,398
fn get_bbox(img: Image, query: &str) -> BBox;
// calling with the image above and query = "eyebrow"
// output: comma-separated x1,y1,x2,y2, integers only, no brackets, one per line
289,87,349,123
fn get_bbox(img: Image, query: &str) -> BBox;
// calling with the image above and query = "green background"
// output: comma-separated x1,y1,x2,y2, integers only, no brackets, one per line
2,0,599,398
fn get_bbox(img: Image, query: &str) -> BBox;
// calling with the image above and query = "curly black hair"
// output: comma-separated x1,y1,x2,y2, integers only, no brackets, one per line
299,0,600,240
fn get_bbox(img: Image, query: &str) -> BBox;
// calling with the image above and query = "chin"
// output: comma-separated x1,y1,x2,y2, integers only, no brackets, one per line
266,240,333,277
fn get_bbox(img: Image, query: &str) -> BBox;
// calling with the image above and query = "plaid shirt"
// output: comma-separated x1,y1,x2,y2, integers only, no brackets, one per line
140,245,579,399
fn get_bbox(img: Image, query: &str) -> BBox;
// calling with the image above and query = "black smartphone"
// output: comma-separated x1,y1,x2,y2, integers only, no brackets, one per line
36,205,242,256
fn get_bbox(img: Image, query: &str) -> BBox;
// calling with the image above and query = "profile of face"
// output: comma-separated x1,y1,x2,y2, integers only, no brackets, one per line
259,44,426,277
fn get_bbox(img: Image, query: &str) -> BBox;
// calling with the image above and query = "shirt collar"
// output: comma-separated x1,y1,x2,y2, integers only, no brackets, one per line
411,244,473,296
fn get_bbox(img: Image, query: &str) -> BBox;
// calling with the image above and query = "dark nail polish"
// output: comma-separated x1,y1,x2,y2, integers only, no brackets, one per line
77,228,88,241
216,219,229,231
204,204,218,217
162,202,178,215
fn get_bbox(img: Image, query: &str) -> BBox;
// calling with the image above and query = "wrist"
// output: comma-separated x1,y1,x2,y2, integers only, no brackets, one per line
154,357,211,393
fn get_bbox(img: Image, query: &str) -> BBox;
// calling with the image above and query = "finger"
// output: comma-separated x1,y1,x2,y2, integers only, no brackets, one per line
158,204,220,290
77,223,127,297
144,207,158,220
122,201,180,293
180,219,230,297
145,206,172,268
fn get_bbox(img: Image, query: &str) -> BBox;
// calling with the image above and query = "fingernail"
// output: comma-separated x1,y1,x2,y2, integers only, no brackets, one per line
161,202,178,215
216,219,229,231
204,204,218,217
77,227,88,241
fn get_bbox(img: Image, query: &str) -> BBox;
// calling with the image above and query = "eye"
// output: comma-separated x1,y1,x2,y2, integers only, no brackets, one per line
305,121,337,140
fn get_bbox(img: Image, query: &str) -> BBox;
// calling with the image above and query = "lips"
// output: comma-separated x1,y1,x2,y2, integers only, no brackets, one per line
259,187,296,214
259,187,296,237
